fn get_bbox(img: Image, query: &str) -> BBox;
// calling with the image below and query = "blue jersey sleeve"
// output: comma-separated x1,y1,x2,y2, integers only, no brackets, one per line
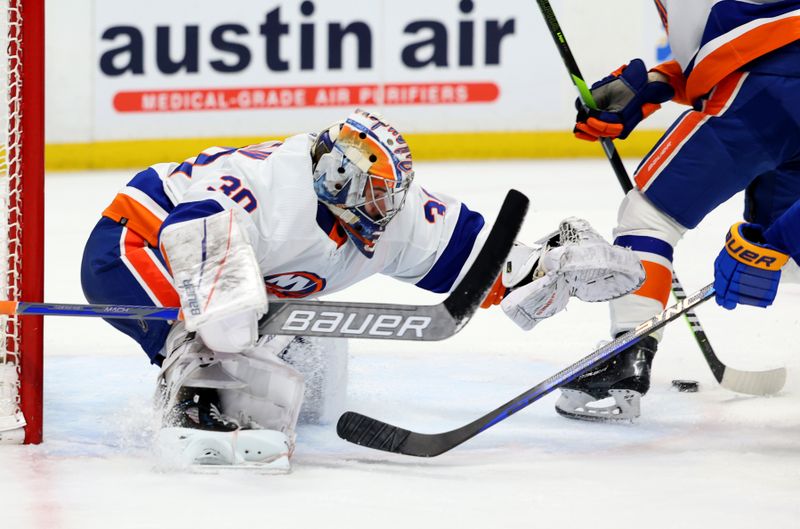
414,203,485,293
765,198,800,262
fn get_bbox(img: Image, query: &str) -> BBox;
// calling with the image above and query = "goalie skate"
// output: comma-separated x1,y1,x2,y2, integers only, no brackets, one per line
549,217,645,303
155,427,292,474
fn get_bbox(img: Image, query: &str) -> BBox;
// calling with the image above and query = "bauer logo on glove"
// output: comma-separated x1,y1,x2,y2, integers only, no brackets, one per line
714,222,789,310
724,223,788,269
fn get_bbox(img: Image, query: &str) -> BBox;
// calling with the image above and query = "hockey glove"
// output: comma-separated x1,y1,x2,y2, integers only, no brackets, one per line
498,219,645,331
714,222,789,310
574,58,674,141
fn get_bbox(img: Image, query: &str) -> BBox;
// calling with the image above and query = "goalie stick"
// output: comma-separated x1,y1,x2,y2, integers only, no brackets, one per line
533,0,785,396
1,189,528,342
337,283,716,457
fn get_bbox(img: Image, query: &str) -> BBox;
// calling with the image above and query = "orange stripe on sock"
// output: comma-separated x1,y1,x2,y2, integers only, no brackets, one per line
632,260,672,307
123,229,179,307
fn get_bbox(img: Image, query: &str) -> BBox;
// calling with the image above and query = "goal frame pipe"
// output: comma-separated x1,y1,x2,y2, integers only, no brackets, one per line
18,0,44,445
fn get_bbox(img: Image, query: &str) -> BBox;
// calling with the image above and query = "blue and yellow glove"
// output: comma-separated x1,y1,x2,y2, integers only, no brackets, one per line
714,222,790,310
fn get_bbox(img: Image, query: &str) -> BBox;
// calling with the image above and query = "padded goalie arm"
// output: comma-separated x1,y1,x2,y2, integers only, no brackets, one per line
159,209,268,353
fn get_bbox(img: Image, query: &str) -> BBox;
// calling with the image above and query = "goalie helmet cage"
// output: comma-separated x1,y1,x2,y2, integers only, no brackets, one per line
0,0,44,445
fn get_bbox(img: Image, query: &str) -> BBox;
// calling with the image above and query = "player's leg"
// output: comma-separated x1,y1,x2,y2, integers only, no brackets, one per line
80,217,179,364
744,159,800,283
558,71,800,421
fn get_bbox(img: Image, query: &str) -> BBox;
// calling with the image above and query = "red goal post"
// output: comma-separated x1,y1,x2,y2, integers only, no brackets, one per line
0,0,44,445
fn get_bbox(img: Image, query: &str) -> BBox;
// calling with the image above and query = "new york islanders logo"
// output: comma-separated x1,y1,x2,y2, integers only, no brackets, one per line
264,271,327,298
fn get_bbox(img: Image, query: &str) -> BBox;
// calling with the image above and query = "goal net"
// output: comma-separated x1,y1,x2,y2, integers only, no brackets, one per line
0,0,44,445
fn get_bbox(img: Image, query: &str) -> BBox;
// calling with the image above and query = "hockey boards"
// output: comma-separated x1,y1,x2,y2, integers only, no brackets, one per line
337,283,715,457
0,189,529,342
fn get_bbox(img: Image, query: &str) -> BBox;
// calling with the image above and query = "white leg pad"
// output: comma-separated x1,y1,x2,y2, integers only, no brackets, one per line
281,337,349,425
218,338,306,439
156,323,248,414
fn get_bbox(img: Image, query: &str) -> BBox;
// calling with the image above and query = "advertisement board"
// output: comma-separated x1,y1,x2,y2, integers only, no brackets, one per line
47,0,675,167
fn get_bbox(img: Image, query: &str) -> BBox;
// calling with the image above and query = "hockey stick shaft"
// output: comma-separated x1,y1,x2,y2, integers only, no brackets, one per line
533,0,785,394
3,190,529,342
338,284,715,457
534,0,632,193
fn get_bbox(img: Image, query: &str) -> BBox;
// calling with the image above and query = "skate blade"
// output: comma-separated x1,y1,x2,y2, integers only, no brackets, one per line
190,455,291,475
555,388,641,422
155,427,292,473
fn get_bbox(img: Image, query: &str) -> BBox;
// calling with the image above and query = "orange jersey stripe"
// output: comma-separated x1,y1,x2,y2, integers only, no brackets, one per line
650,60,691,105
701,72,746,116
634,69,745,191
103,193,164,248
122,229,179,308
686,16,800,103
634,111,706,190
632,260,672,307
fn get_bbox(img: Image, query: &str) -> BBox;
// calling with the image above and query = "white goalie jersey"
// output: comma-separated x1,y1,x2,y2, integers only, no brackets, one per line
105,133,489,302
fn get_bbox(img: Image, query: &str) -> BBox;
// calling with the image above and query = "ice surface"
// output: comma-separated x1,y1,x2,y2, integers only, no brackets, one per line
1,160,799,529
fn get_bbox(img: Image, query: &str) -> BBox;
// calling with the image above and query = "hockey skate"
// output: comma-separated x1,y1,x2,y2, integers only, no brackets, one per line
555,336,657,422
166,386,240,432
155,426,293,473
157,386,293,472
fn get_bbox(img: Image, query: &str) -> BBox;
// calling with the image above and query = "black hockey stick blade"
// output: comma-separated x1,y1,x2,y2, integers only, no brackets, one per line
337,284,715,457
257,189,529,340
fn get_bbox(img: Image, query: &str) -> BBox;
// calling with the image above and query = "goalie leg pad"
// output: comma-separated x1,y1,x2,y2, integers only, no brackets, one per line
156,323,247,415
218,336,306,440
279,337,349,425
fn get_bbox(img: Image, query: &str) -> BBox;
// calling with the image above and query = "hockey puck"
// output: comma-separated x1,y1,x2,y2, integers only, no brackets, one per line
671,379,699,392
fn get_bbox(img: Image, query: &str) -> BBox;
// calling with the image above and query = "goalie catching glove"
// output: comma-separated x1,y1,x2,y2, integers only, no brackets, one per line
159,209,268,353
498,218,645,331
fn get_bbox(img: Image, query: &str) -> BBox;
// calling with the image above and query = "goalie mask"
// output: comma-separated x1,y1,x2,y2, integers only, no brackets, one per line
311,109,414,257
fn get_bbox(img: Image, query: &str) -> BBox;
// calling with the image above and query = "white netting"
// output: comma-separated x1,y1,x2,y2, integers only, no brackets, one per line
0,0,25,444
